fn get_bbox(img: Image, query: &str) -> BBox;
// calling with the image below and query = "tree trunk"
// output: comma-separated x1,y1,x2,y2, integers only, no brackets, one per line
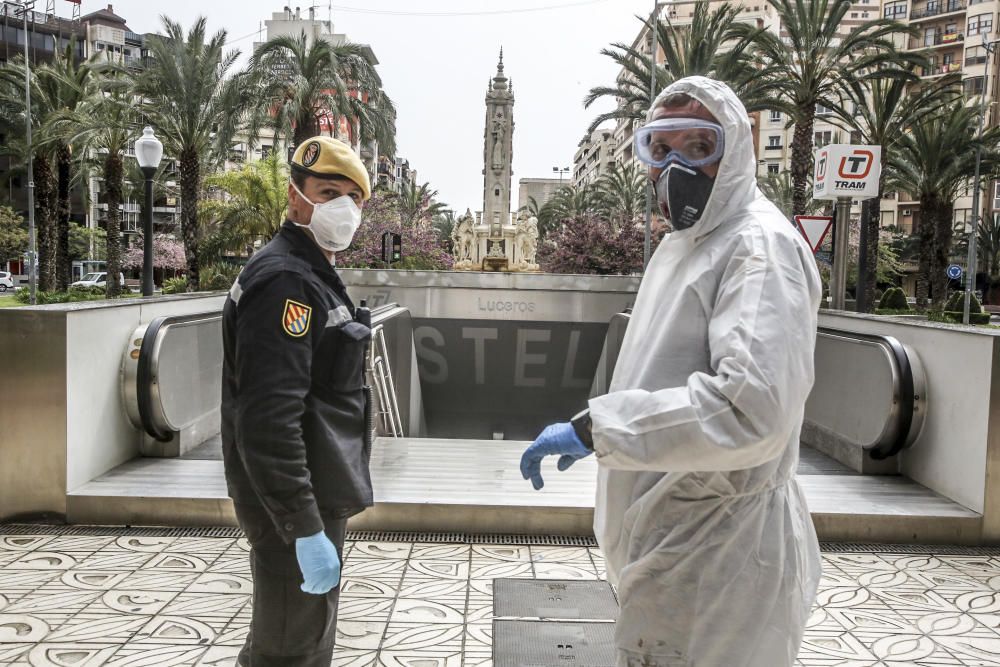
33,153,56,292
915,201,935,311
857,172,885,313
293,111,320,148
105,153,123,299
790,104,816,218
56,143,72,291
179,148,201,292
931,201,956,311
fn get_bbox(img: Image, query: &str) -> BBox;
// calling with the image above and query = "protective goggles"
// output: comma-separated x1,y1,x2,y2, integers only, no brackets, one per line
634,118,725,168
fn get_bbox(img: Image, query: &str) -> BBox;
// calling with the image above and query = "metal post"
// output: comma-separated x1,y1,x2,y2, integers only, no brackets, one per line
21,1,36,304
643,0,659,272
141,166,155,296
965,37,994,324
832,197,852,310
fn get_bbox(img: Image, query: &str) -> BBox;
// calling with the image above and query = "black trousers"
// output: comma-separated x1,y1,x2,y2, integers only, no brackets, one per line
234,503,348,667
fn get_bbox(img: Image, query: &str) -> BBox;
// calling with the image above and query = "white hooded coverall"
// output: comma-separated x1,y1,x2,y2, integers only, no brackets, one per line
588,77,822,666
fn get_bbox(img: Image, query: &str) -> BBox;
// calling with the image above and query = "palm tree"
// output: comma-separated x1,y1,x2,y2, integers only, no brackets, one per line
977,212,1000,304
0,57,60,290
251,32,396,155
592,162,647,230
38,43,98,290
731,0,916,217
49,75,136,298
538,185,599,238
398,181,448,228
829,73,959,311
888,102,1000,310
759,169,827,220
431,209,456,254
201,153,289,259
136,17,259,291
584,3,775,134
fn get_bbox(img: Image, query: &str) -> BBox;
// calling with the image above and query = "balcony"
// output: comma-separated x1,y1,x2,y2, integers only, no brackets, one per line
764,144,783,150
910,1,966,21
124,31,144,45
921,61,964,77
908,32,964,50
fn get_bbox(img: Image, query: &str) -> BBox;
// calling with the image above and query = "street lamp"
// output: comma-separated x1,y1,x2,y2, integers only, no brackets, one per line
553,166,570,186
134,126,163,297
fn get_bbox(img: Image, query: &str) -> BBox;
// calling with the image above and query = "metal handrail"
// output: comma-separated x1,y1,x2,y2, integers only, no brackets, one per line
815,327,923,459
367,304,409,438
368,322,403,437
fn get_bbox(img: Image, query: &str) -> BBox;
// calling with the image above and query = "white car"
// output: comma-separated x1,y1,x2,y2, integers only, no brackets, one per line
71,272,125,288
0,271,13,292
71,272,108,288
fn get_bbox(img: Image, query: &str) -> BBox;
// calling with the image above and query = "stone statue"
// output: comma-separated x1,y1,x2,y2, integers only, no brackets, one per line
452,209,476,265
491,110,506,169
515,214,539,270
488,241,506,258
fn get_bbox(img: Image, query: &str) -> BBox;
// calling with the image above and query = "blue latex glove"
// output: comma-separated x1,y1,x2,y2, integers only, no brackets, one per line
520,422,592,490
295,531,341,595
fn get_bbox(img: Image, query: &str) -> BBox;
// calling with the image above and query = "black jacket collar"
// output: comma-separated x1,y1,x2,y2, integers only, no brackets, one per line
279,220,338,278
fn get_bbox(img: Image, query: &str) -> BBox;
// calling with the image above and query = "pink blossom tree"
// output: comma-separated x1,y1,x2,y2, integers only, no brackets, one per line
336,189,453,270
123,234,187,272
538,213,661,275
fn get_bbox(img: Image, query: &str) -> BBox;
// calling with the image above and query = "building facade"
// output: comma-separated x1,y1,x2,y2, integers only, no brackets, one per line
573,126,616,188
517,178,564,213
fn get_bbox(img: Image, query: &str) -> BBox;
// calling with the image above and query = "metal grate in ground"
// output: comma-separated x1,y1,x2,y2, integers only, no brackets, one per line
494,620,617,667
494,579,618,620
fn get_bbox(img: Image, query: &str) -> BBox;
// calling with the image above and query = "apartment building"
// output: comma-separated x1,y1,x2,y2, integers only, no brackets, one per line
572,125,616,188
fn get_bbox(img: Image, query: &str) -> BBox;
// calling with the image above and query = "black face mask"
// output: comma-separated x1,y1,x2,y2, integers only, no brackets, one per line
655,163,716,231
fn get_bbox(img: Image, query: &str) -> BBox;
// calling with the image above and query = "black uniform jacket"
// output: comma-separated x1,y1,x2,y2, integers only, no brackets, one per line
221,221,373,543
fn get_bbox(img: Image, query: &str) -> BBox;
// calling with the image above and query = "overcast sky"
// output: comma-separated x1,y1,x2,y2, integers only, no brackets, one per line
92,0,651,213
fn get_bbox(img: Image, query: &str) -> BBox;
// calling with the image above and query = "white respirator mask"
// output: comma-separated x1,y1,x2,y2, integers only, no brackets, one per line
291,182,362,252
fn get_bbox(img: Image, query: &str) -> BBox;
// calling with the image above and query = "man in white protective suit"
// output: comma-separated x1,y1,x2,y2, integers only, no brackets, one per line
519,76,823,666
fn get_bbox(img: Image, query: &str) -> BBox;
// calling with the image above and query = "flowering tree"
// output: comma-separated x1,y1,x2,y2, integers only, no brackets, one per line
123,234,187,271
336,189,453,270
538,213,660,275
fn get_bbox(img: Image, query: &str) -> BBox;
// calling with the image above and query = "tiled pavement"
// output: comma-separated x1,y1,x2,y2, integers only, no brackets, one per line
2,530,1000,665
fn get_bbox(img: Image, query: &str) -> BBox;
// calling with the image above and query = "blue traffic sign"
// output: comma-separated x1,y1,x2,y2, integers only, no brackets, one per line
947,264,963,280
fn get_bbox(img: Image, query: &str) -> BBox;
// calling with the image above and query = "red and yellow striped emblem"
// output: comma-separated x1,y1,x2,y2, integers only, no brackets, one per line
282,299,312,338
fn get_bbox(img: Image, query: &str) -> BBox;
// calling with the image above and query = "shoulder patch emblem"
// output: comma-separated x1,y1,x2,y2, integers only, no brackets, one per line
302,141,321,168
282,299,312,337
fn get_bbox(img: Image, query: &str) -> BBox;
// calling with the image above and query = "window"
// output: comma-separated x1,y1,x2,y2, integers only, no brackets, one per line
851,12,858,18
261,145,272,158
969,13,993,35
767,163,780,174
816,104,833,116
967,45,989,65
769,110,781,122
965,76,986,95
767,135,782,148
814,130,833,147
884,2,906,19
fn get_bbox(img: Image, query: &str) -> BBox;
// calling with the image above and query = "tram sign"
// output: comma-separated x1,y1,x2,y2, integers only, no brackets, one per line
813,144,881,200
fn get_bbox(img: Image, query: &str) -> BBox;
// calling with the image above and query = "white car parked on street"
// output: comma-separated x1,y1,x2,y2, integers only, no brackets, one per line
0,271,13,292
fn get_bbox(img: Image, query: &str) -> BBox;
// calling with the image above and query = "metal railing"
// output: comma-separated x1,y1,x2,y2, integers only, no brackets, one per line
910,1,966,20
909,32,964,49
368,321,403,437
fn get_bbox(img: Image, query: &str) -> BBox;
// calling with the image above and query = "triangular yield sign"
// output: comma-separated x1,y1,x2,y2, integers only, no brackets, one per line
794,215,833,253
